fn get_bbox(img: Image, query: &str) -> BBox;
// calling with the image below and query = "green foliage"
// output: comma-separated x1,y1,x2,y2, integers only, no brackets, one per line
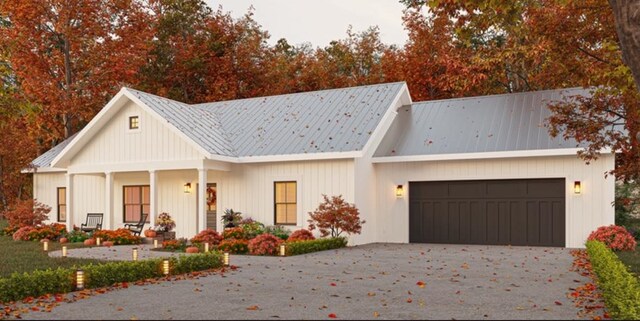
586,240,640,320
64,230,90,243
616,245,640,277
264,225,290,240
286,237,347,256
0,252,223,304
240,220,265,239
615,181,640,227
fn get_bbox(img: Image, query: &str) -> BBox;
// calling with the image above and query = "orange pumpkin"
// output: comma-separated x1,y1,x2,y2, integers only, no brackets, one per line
185,246,199,254
59,237,68,244
144,229,157,238
84,239,96,246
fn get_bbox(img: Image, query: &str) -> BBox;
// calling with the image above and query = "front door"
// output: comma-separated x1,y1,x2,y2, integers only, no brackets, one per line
197,183,218,231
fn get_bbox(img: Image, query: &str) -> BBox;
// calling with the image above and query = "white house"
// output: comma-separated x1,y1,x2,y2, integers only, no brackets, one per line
26,82,614,248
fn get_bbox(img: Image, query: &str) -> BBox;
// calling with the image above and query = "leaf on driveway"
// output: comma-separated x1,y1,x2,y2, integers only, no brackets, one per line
373,311,380,317
416,281,425,288
246,305,259,311
328,313,338,318
555,301,563,306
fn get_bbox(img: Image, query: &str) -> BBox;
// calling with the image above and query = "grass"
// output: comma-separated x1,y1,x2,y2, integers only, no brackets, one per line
0,220,104,278
616,244,640,277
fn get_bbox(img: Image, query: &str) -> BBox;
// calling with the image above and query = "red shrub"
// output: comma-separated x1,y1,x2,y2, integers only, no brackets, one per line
588,225,637,251
190,229,223,246
248,233,283,256
12,226,36,241
288,229,315,242
307,195,365,238
4,199,51,229
162,239,185,251
12,224,66,241
185,246,199,253
218,239,249,254
223,227,247,240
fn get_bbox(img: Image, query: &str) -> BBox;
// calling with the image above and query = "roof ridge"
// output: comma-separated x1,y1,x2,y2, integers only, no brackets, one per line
411,87,589,105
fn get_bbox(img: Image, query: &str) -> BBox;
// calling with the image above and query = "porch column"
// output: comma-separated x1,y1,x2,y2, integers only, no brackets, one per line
198,168,207,232
104,172,113,229
65,173,74,232
149,170,157,229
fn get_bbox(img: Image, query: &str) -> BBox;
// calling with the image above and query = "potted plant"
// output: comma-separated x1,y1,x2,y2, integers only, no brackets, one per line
221,209,242,228
154,212,176,240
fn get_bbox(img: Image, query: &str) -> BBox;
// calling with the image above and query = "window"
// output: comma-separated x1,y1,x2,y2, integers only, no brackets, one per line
57,187,66,222
129,116,139,130
274,181,297,225
123,186,150,223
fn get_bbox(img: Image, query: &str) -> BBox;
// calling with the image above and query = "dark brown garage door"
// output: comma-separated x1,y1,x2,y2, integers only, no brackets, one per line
409,179,565,247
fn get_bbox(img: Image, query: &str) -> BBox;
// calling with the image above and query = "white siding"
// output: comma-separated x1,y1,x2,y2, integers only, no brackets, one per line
33,173,65,223
374,154,616,248
73,175,105,228
71,101,203,167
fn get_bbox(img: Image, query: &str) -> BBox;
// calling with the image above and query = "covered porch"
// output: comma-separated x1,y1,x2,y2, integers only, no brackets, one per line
64,159,230,238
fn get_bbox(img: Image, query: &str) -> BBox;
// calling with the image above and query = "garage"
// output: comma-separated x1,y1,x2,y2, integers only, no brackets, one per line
409,179,566,247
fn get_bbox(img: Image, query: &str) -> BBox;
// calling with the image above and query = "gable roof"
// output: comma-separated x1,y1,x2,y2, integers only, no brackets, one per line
373,87,590,161
29,133,78,170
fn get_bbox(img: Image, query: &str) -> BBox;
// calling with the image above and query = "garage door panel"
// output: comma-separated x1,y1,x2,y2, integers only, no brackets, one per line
409,179,565,247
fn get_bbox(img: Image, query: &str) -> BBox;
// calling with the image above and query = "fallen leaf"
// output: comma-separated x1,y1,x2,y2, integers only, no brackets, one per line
416,281,425,288
328,313,337,318
373,311,380,318
555,301,563,306
246,305,259,311
407,298,413,303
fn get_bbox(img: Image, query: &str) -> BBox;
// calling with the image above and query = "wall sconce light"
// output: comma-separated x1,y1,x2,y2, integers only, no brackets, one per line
574,181,582,195
132,248,138,261
162,259,170,276
96,237,101,246
43,240,49,252
154,239,159,249
279,244,286,257
76,269,85,290
396,185,404,198
223,252,230,266
184,183,192,194
62,246,68,258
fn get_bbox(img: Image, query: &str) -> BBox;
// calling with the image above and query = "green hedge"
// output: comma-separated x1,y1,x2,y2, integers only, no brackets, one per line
586,240,640,320
286,237,347,256
0,252,223,303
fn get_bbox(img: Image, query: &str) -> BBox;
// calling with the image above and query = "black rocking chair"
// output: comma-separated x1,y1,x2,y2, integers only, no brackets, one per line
124,214,148,236
80,213,103,233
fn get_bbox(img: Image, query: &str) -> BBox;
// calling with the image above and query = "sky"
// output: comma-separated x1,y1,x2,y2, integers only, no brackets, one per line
206,0,409,48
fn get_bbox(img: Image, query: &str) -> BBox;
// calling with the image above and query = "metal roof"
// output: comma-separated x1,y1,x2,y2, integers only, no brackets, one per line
374,88,590,158
31,133,78,168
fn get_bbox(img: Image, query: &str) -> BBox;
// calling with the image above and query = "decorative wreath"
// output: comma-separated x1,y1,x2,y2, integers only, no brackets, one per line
206,187,217,207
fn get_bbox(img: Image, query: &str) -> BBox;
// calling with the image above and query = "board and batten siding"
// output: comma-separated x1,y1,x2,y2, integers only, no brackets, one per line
374,154,615,248
70,101,204,167
33,173,66,224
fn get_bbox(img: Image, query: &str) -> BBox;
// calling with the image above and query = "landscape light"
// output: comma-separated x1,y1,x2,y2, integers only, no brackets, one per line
76,269,85,290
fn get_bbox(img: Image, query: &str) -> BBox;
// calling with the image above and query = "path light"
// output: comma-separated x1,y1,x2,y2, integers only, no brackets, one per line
223,252,230,266
396,185,404,198
132,248,138,261
574,181,582,195
76,269,85,290
162,259,170,275
154,239,158,249
43,240,49,252
204,242,210,253
96,237,101,246
62,246,67,258
279,243,286,257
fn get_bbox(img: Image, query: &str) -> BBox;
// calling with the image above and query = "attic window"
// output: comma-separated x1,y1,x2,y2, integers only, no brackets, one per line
129,116,139,130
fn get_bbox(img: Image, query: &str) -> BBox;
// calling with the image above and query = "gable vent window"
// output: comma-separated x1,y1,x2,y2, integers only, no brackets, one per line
129,116,139,130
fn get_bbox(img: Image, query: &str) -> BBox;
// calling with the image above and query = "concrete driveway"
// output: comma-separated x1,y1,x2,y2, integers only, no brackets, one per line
24,243,586,320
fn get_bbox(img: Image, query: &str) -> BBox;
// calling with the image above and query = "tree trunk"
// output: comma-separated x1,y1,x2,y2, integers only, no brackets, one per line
62,38,73,138
609,1,640,89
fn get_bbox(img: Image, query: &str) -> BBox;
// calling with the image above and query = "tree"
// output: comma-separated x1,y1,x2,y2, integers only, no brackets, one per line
307,195,365,238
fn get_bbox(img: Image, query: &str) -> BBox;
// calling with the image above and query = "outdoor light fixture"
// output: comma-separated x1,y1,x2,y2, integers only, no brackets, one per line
43,240,49,252
396,185,404,198
184,183,192,194
154,239,158,249
223,252,230,266
96,237,101,246
62,246,67,258
574,181,582,195
76,269,85,290
162,259,170,275
279,244,286,257
204,242,210,253
132,248,138,261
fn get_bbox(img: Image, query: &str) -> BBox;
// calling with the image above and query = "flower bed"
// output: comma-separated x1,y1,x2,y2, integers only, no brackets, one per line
93,229,142,245
586,240,640,320
0,252,223,304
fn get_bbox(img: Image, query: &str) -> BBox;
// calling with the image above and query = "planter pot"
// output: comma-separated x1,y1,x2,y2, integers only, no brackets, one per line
144,229,157,238
161,231,176,240
185,246,199,253
84,239,96,246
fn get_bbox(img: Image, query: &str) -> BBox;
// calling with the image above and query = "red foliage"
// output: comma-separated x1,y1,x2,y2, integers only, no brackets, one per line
93,229,142,245
12,223,66,241
3,199,51,229
190,228,223,246
218,239,249,254
223,227,247,240
185,246,199,253
307,195,365,238
248,233,283,256
587,225,637,251
287,229,315,242
569,250,609,319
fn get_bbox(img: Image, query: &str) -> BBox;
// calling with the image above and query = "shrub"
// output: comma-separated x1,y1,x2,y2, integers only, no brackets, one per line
307,195,365,238
264,225,290,240
586,240,640,320
223,227,246,240
65,230,89,243
248,233,283,256
286,237,348,256
0,268,75,303
288,229,315,242
162,239,187,251
12,226,36,241
191,229,223,246
93,229,142,245
240,220,265,239
218,239,249,254
587,225,637,251
3,199,51,230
